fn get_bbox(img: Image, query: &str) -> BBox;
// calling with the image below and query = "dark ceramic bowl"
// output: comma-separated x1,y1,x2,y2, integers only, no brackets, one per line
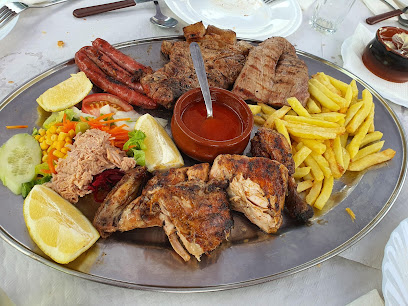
171,87,253,163
362,26,408,83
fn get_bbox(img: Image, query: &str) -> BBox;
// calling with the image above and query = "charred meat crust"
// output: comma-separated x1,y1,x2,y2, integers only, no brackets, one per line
93,166,149,238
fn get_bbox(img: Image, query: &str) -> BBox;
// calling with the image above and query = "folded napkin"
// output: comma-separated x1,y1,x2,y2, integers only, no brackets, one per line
296,0,315,11
362,0,408,21
341,23,408,107
346,289,384,306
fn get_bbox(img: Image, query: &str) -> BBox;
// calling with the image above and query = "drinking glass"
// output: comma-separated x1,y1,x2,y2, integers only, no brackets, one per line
310,0,357,33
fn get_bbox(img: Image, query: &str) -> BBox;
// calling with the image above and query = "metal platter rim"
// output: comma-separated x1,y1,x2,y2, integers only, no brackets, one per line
0,35,406,293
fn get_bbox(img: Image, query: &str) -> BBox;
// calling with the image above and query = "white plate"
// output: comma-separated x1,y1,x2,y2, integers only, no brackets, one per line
382,218,408,305
163,0,302,39
0,15,18,41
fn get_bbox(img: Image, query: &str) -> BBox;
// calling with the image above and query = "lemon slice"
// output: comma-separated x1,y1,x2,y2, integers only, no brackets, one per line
23,185,99,264
36,72,93,112
135,114,184,172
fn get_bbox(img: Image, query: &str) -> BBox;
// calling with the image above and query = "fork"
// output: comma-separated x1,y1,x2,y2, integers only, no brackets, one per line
0,0,70,31
262,0,276,4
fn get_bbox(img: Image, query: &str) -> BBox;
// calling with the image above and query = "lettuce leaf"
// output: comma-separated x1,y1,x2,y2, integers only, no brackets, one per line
123,130,146,166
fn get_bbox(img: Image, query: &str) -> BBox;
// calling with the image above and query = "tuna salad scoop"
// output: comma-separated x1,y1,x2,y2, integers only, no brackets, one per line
46,129,136,203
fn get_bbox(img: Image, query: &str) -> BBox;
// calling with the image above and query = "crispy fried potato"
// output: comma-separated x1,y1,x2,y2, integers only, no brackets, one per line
249,104,262,115
311,151,332,178
350,80,358,105
293,137,326,155
293,145,312,168
274,119,291,146
297,180,314,193
264,106,291,129
343,148,351,172
348,149,396,171
306,98,322,114
293,166,311,179
312,112,346,122
254,115,266,126
308,83,341,111
344,101,364,127
286,125,338,140
306,180,323,205
327,75,350,96
313,73,342,95
346,89,373,134
314,176,334,210
309,78,347,108
287,97,311,117
347,103,375,158
360,131,383,147
283,115,340,128
333,135,344,170
352,141,385,162
259,103,276,115
304,155,324,181
324,140,343,179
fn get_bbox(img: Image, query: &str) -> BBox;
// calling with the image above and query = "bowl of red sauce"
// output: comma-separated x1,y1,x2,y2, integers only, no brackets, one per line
362,26,408,83
171,87,253,162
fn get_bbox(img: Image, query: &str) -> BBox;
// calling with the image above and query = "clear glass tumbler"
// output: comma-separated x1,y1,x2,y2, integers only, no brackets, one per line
310,0,357,33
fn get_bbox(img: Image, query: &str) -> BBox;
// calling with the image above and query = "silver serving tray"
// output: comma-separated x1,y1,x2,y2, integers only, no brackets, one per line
0,36,406,292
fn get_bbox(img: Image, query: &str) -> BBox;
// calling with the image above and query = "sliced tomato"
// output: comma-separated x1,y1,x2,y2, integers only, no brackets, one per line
81,93,133,117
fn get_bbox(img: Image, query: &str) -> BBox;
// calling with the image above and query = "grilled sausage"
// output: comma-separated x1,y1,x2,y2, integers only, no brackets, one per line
75,49,157,109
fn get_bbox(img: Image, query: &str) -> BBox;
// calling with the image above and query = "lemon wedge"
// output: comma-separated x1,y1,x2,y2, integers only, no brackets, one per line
23,185,99,264
36,72,93,112
135,113,184,172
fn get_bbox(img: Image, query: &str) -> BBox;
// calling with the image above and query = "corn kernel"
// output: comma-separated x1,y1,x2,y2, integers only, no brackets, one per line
34,135,41,141
42,155,48,163
39,136,44,143
61,147,68,154
65,138,73,144
47,146,53,153
53,150,64,158
58,132,67,141
49,125,57,133
39,129,46,136
68,130,76,137
40,142,49,150
50,134,57,141
45,139,53,146
56,127,62,133
42,150,47,156
55,141,64,150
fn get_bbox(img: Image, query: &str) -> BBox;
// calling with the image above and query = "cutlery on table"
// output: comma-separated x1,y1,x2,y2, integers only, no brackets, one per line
366,6,408,24
0,0,69,31
73,0,151,18
150,1,177,28
367,0,408,27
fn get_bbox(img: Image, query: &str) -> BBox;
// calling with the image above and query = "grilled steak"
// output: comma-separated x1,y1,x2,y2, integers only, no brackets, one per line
140,22,252,109
232,37,309,107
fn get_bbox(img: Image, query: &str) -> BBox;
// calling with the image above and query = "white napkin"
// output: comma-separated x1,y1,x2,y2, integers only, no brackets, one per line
296,0,315,11
346,289,384,306
341,23,408,107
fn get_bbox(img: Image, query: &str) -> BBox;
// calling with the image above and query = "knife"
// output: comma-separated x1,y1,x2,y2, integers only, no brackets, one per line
366,6,408,25
73,0,153,18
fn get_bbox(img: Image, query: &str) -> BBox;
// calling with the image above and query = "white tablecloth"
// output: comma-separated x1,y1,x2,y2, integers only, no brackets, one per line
0,1,407,304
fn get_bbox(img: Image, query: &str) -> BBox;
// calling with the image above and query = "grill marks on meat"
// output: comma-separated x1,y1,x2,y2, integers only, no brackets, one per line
93,167,148,238
154,180,233,261
250,128,314,222
140,25,252,109
232,37,309,107
210,154,289,234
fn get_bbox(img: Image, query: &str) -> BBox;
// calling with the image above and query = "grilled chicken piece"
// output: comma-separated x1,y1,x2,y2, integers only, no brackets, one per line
140,22,252,109
210,154,288,234
251,128,314,222
231,37,309,107
153,180,233,261
116,164,211,232
92,167,148,238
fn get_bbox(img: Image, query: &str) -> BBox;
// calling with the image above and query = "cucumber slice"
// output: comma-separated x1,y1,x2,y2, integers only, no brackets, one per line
0,133,42,195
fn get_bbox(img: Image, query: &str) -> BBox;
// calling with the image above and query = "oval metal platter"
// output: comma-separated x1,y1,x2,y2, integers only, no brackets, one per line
0,36,406,292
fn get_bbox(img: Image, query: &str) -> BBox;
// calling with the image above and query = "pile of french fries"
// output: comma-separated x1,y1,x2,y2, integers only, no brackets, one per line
250,72,396,211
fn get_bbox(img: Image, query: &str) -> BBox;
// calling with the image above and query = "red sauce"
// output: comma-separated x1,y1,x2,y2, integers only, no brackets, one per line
181,101,243,141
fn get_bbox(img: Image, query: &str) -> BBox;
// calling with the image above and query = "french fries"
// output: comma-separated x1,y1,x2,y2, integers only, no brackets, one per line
256,71,396,211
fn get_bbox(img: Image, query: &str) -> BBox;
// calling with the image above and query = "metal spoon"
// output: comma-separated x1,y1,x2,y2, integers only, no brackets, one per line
150,1,178,28
189,42,213,118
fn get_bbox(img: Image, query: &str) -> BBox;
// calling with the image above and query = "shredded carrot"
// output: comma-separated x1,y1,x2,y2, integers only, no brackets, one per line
6,125,28,129
47,148,56,174
345,208,356,222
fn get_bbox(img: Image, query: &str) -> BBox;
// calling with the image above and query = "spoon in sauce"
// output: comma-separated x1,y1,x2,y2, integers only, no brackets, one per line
189,42,213,118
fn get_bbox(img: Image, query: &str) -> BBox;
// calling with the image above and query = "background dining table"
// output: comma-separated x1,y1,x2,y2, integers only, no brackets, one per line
0,0,407,305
